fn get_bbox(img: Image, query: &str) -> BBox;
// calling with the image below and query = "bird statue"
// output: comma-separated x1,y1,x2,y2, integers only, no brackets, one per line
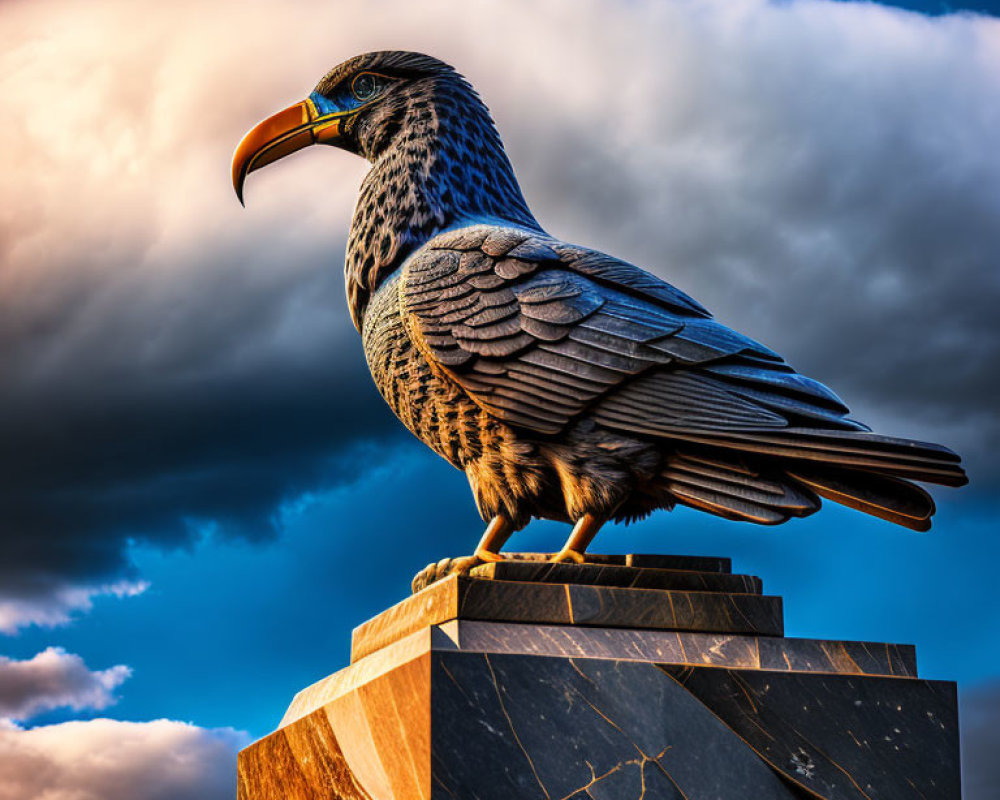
232,51,967,586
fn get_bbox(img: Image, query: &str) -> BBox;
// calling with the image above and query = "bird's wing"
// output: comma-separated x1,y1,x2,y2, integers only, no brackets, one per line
402,224,860,437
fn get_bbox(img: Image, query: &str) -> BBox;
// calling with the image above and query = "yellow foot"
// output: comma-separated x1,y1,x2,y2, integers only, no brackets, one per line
548,549,586,564
473,548,505,563
412,555,483,594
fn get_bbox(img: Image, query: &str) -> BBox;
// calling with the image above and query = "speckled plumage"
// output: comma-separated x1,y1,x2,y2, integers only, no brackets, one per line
322,52,537,331
239,51,967,543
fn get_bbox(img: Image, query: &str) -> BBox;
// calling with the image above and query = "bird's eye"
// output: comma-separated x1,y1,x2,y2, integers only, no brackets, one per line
351,73,381,102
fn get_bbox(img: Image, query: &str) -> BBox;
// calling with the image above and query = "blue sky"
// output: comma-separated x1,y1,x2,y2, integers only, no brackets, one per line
877,0,1000,12
6,445,997,740
1,0,998,797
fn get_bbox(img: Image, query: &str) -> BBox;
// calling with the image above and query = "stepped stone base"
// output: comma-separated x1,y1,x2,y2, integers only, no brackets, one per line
237,554,960,800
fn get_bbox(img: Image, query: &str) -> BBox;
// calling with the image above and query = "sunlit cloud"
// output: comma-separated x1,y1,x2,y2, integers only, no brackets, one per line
0,647,130,722
0,718,248,800
0,580,148,635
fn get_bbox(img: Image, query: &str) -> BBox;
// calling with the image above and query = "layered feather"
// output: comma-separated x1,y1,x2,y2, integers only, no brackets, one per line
398,223,967,530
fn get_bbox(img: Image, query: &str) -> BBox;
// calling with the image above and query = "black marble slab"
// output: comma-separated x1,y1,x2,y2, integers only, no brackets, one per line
434,620,917,678
243,645,957,799
469,561,762,593
431,651,801,799
352,577,784,661
282,620,919,732
662,665,959,800
244,647,955,800
757,636,917,677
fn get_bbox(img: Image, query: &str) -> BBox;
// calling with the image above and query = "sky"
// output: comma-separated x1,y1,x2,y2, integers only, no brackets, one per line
0,0,998,796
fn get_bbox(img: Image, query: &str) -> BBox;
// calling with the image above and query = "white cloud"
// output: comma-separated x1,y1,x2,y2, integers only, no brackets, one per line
0,718,248,800
0,581,149,635
0,647,130,722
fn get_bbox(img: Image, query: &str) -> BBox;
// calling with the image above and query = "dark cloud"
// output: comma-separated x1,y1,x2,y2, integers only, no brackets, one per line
1,0,998,629
0,232,405,613
501,1,1000,465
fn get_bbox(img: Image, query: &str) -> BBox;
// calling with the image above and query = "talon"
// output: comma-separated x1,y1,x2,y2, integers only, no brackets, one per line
549,548,586,564
411,554,484,593
413,515,517,593
411,561,438,594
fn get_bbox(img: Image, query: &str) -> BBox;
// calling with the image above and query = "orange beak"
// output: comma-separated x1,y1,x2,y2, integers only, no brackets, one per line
231,98,348,205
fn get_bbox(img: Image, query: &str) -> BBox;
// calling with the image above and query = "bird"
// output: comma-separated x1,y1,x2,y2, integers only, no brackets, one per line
232,51,967,584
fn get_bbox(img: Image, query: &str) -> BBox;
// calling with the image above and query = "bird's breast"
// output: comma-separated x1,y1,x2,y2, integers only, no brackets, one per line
362,272,484,468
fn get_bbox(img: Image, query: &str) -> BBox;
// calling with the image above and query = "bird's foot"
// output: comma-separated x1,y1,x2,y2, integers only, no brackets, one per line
411,548,511,593
412,549,592,592
548,548,587,564
411,555,485,594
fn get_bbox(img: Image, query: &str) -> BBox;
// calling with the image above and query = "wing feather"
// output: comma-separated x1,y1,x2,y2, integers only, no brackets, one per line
402,225,876,439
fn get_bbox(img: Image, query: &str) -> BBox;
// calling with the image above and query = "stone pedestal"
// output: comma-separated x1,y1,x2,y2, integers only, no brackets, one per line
236,555,960,799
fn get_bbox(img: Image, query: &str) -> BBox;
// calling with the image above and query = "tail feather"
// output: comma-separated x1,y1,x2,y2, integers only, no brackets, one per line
788,468,935,532
663,452,821,525
655,430,964,530
670,485,789,524
656,427,968,488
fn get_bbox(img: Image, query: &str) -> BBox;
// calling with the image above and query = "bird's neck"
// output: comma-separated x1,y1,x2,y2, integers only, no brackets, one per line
345,81,540,330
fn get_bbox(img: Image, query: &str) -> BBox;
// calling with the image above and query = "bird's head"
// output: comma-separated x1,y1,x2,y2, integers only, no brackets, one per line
233,50,538,330
232,51,465,204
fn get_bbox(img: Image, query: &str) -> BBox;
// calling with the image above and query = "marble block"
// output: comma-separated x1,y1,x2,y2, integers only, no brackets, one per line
239,647,957,800
237,555,960,799
351,575,784,662
469,561,763,593
497,552,734,572
433,620,917,677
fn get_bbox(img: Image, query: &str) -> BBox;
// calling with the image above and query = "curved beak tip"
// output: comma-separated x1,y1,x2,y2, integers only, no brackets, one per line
232,156,248,206
232,160,246,206
231,100,329,208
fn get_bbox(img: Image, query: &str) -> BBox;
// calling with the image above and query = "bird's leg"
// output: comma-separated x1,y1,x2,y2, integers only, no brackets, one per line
412,514,514,593
473,514,514,562
549,513,606,563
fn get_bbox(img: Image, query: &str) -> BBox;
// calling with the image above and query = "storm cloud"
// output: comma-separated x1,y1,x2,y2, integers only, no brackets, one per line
1,0,997,630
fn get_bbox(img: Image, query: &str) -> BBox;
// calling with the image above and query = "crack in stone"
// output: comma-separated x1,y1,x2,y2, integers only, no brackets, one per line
726,593,759,633
834,644,863,675
559,676,683,800
745,712,779,743
731,672,760,714
482,654,551,799
652,758,692,800
431,772,459,799
439,659,476,708
557,759,631,800
556,747,675,800
567,658,599,689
